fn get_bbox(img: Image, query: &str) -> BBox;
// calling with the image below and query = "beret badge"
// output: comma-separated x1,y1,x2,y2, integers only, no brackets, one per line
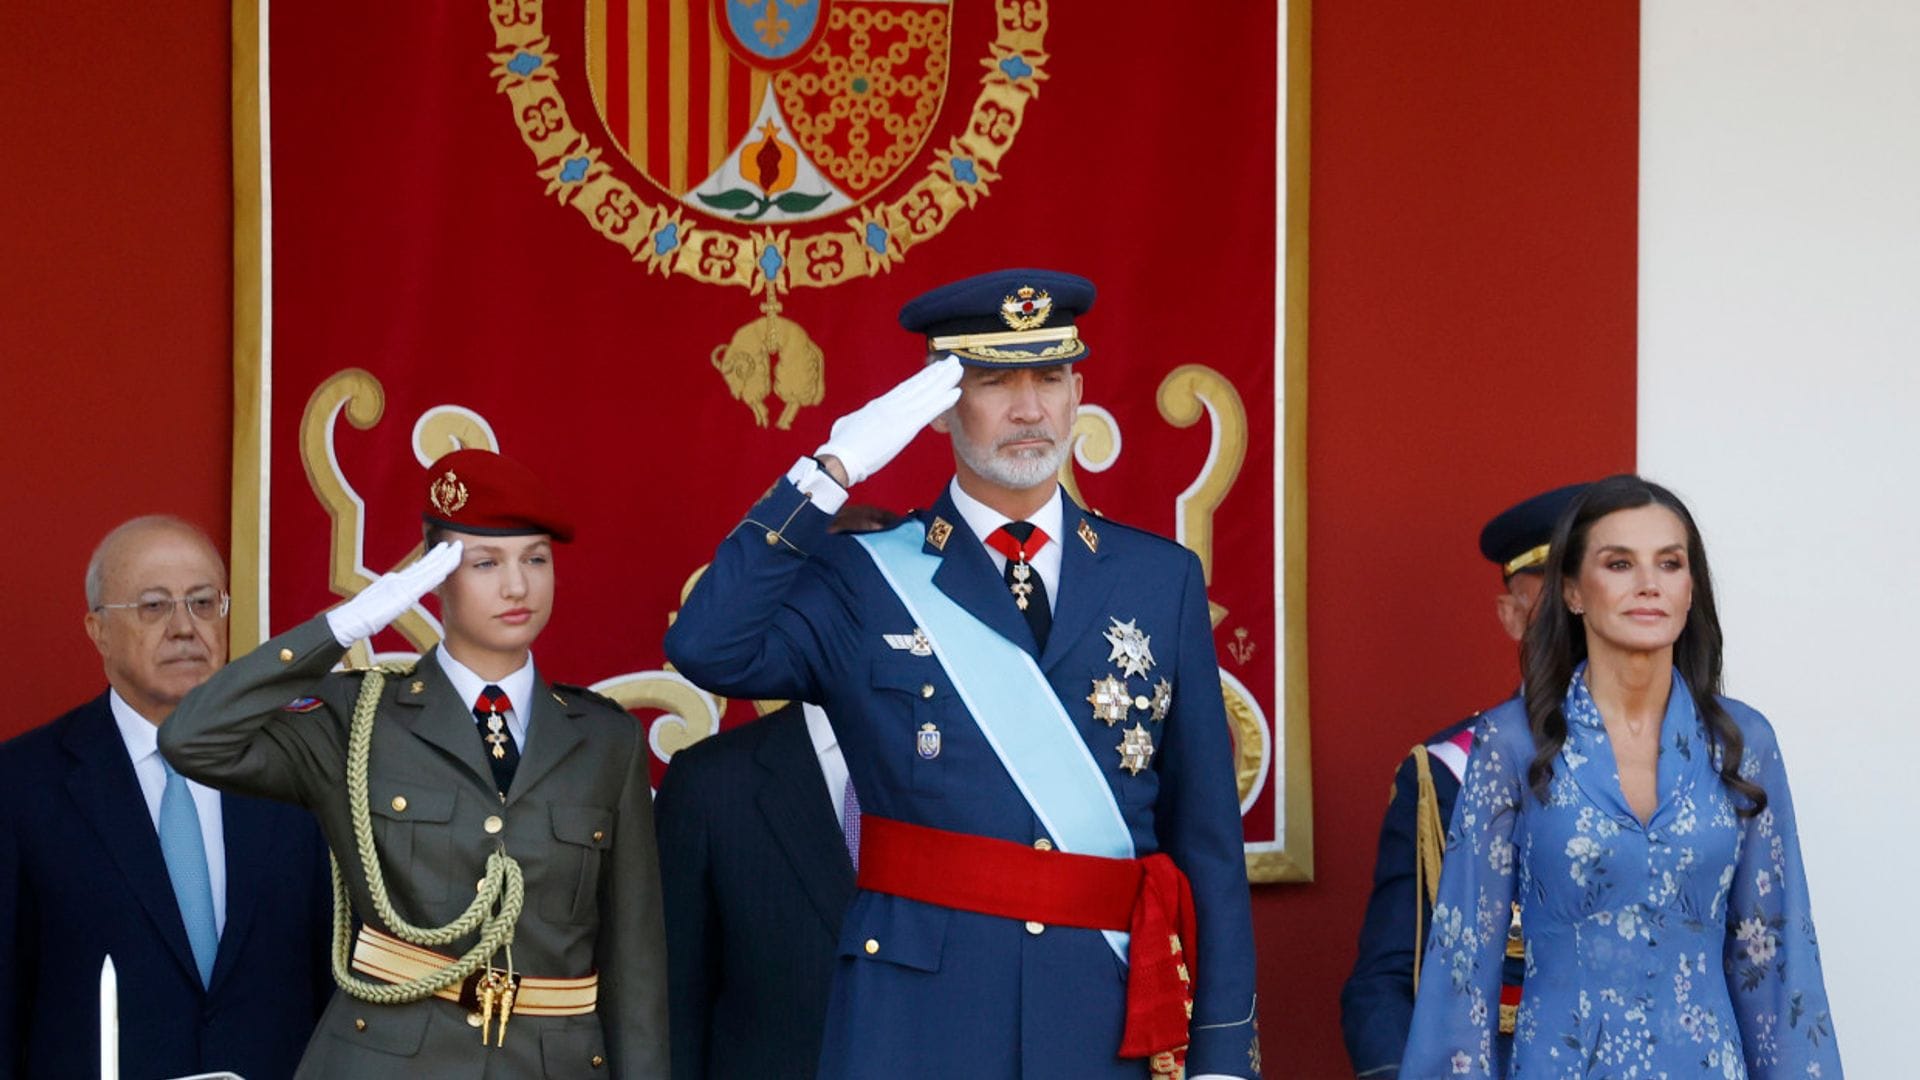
999,286,1053,331
429,470,469,517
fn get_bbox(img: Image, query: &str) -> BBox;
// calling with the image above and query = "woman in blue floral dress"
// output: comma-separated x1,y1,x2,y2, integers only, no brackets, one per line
1401,476,1840,1078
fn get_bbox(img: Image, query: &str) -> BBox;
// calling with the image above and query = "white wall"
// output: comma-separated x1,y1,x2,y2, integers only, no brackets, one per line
1640,1,1920,1069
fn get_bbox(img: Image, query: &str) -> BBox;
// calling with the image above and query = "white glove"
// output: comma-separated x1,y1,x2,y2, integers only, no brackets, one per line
814,354,963,486
325,540,464,647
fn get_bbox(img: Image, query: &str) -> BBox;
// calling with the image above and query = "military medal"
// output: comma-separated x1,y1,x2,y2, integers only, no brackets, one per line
1009,560,1035,610
883,628,935,657
1103,617,1155,678
985,524,1050,612
918,722,942,759
1087,675,1132,726
1116,724,1155,775
484,705,509,759
475,688,513,760
1149,678,1173,722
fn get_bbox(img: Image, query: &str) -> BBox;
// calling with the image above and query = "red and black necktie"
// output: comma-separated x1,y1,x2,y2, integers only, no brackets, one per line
473,685,520,796
987,522,1051,651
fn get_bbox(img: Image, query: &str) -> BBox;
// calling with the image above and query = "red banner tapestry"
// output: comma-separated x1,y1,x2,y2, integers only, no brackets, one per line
232,0,1308,880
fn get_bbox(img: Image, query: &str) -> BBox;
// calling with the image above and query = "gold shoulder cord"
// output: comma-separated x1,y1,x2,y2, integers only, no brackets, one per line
1409,745,1446,993
329,664,527,1010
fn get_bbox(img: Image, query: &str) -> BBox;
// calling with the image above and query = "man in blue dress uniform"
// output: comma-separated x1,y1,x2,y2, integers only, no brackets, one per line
1338,484,1584,1077
665,269,1260,1079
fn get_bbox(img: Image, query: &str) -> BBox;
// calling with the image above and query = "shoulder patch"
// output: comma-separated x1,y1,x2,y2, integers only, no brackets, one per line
283,696,325,713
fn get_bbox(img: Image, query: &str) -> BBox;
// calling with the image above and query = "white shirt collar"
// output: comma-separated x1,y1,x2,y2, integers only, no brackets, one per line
801,702,838,757
946,478,1064,554
946,478,1065,612
435,647,537,745
108,688,161,764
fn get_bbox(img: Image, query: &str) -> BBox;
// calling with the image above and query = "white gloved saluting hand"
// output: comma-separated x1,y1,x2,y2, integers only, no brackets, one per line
814,354,963,487
325,540,464,647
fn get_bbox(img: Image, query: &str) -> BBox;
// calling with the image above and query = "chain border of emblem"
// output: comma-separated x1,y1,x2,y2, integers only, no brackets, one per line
485,0,1051,298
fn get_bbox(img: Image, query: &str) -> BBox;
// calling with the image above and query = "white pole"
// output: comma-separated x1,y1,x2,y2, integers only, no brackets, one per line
100,955,118,1080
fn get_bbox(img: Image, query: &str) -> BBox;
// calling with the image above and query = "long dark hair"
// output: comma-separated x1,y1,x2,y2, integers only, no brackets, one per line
1520,474,1766,817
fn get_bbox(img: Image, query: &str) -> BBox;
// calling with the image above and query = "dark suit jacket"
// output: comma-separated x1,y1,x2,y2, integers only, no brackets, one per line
655,703,855,1080
0,693,333,1080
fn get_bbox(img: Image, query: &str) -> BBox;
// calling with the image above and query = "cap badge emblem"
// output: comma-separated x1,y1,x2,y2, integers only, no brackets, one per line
1000,286,1053,331
429,470,469,516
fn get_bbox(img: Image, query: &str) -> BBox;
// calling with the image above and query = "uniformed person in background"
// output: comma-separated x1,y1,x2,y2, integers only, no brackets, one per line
665,269,1260,1080
161,450,667,1078
1339,483,1585,1078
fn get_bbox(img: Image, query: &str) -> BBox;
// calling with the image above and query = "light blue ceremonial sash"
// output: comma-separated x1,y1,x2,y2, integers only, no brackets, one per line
858,523,1133,961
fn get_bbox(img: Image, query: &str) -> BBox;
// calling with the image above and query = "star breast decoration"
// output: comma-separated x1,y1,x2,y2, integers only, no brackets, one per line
1116,724,1155,775
1149,678,1173,722
1087,675,1132,726
1103,617,1155,678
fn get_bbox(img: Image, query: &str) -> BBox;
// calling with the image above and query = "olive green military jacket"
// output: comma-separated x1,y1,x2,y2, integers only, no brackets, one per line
161,615,668,1079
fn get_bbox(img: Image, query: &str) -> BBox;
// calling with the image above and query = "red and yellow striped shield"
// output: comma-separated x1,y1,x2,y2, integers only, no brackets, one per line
586,0,949,203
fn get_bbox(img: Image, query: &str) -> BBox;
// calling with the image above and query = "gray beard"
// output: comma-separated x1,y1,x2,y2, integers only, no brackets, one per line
952,425,1071,491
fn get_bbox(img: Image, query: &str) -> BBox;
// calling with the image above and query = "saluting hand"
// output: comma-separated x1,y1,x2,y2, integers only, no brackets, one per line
814,354,963,487
324,540,464,646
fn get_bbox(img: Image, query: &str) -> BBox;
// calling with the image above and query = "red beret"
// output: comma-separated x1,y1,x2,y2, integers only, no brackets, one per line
422,449,575,542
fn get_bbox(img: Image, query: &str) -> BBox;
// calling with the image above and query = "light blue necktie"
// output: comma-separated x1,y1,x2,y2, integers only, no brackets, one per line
157,759,218,987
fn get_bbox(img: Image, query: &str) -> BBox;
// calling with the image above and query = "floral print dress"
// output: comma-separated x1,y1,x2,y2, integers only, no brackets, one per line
1400,666,1840,1078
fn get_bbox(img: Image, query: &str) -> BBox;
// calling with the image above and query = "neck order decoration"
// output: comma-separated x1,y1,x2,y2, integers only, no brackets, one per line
986,522,1051,611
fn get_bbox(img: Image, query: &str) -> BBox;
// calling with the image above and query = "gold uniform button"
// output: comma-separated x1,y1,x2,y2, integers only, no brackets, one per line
467,1011,484,1028
864,939,879,955
765,530,781,545
1033,838,1053,851
1025,920,1045,935
590,1055,605,1068
354,1018,367,1032
483,815,504,835
592,829,605,842
920,683,935,699
477,877,488,893
390,795,408,813
279,648,294,662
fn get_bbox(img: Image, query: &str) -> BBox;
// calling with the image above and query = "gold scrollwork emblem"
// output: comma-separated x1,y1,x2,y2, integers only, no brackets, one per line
1157,364,1249,628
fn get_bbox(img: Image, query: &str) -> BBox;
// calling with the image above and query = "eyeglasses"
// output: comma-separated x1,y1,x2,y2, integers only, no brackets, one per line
93,590,231,624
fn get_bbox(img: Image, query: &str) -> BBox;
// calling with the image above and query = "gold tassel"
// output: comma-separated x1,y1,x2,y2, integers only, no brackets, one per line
1410,745,1446,993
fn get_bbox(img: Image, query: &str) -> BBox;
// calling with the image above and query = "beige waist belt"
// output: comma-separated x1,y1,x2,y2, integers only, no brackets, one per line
351,926,598,1017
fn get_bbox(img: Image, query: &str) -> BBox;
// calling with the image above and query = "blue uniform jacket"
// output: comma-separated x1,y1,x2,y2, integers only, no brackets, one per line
1341,712,1525,1077
664,478,1260,1080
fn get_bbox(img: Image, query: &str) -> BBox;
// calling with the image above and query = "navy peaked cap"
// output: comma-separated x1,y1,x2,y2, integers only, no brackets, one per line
898,268,1095,368
1478,482,1588,576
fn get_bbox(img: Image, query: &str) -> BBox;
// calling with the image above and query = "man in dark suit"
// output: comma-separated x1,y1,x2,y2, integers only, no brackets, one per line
656,701,856,1079
0,515,332,1080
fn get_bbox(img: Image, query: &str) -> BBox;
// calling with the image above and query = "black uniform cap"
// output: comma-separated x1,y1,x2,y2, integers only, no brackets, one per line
1478,483,1588,577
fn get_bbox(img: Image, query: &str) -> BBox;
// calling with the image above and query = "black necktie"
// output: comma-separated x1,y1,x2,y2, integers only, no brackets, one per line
473,685,521,797
993,521,1052,652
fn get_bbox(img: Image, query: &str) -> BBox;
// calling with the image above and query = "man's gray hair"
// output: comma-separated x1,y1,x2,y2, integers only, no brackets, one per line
84,515,227,609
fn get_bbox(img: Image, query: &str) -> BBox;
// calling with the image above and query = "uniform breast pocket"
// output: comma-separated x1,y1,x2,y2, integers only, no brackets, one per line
542,805,614,924
368,777,456,903
871,658,953,798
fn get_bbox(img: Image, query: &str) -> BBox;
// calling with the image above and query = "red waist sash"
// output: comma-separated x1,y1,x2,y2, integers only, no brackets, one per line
857,814,1197,1064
